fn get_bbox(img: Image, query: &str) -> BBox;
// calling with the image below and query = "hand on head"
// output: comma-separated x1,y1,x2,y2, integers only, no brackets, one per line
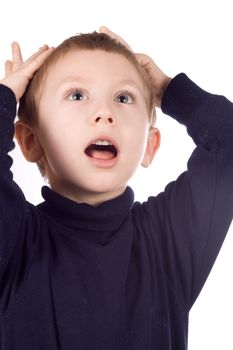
1,42,54,102
99,26,172,108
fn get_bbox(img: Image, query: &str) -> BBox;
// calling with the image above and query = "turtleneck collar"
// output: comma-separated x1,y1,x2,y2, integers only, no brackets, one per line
37,185,135,233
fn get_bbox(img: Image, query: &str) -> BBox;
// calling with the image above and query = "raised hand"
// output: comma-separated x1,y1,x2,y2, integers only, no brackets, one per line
99,26,172,108
0,42,54,102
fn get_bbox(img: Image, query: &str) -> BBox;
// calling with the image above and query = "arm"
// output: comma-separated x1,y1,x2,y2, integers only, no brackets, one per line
153,73,233,310
0,43,54,307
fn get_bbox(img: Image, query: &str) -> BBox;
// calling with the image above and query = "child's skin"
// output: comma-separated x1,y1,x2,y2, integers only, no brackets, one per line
0,27,171,207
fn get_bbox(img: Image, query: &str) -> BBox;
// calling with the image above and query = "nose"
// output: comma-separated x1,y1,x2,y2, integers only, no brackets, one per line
90,112,115,126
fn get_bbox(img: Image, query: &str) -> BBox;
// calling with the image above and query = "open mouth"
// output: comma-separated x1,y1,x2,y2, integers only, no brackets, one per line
85,141,118,160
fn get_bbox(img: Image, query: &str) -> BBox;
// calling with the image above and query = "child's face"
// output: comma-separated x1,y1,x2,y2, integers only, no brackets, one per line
33,49,159,204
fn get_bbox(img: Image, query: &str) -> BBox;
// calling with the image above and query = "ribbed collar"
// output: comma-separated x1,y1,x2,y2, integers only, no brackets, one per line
37,186,134,233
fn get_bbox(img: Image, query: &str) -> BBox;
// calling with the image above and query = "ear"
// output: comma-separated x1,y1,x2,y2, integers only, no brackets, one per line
14,120,44,162
141,127,161,168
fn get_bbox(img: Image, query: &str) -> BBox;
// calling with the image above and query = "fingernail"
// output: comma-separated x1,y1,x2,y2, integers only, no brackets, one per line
39,44,48,50
100,26,108,32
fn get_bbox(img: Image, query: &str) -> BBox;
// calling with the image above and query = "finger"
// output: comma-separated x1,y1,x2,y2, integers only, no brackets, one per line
24,44,51,64
135,53,151,67
11,41,23,63
39,44,49,51
99,26,134,52
5,60,12,76
99,26,131,48
23,47,55,79
136,53,164,75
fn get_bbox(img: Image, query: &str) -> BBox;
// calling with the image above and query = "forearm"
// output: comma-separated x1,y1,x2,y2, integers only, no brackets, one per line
0,84,17,179
0,84,25,280
161,73,233,148
157,73,233,308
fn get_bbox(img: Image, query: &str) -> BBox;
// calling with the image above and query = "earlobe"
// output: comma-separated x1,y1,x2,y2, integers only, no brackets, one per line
141,127,161,168
14,121,44,162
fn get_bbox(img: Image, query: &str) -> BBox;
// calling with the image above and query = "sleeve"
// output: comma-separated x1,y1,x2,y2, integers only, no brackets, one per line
0,84,39,313
143,73,233,311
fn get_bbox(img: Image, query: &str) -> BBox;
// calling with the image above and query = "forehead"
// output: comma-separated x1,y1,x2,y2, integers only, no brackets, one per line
46,49,144,89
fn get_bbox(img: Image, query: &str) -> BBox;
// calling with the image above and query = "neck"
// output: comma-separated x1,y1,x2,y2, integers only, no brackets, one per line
49,183,127,207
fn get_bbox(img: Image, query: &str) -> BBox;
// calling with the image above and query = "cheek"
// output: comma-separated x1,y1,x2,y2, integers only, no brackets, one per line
124,120,149,162
38,104,81,147
37,104,83,169
37,123,76,163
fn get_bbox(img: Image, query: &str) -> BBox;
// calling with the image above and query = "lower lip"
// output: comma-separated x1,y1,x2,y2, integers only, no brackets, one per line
85,154,119,168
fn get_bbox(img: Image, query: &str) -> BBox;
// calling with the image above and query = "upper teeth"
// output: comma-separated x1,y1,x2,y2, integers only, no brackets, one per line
92,140,113,146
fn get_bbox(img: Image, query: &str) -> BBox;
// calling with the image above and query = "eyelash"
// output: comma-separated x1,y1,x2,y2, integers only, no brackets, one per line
66,88,136,103
117,90,136,103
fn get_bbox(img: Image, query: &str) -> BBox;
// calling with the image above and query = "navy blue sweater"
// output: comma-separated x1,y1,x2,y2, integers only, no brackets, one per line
0,74,232,350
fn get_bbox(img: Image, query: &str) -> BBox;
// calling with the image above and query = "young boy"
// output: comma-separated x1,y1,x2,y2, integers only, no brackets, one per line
0,26,232,349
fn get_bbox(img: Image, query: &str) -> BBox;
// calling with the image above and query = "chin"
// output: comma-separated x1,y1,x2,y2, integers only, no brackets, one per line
89,182,119,194
85,177,126,194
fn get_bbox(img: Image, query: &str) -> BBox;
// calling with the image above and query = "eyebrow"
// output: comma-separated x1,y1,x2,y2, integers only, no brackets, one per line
58,77,144,95
116,79,144,93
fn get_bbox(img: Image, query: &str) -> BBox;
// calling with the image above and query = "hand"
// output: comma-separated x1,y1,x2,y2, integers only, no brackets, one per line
0,42,54,102
99,26,172,108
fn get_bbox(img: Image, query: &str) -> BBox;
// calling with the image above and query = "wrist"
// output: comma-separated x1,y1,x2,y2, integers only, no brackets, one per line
0,83,17,118
156,76,172,108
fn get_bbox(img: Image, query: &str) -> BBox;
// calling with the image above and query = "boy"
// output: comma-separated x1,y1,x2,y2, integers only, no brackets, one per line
0,26,232,349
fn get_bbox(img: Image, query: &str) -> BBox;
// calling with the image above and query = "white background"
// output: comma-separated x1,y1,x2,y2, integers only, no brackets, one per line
0,0,232,348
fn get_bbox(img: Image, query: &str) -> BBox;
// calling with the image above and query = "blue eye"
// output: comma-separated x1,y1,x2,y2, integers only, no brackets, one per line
117,91,134,104
117,95,129,103
67,89,87,101
72,92,83,101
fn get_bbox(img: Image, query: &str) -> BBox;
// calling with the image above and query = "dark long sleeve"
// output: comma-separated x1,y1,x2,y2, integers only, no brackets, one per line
0,84,23,281
0,84,40,314
139,73,233,311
